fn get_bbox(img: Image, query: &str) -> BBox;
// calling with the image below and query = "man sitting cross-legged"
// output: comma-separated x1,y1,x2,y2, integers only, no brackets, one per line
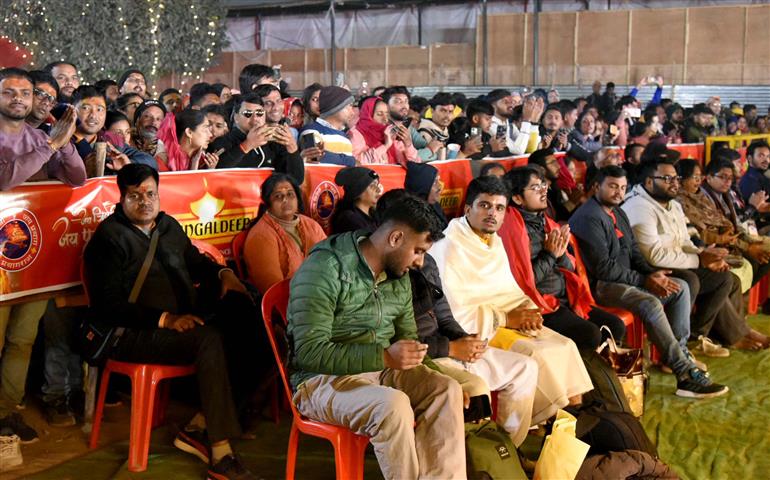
287,194,466,480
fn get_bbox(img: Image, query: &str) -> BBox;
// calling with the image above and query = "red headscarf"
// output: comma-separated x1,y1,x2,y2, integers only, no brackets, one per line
283,97,304,129
356,97,388,147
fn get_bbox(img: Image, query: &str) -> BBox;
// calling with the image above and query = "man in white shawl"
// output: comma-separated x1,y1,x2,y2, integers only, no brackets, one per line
430,176,593,423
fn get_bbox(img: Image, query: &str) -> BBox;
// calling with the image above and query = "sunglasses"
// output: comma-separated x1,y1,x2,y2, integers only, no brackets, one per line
33,88,57,104
241,109,265,118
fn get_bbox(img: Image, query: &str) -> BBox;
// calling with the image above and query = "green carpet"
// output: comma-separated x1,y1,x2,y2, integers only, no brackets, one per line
26,316,770,479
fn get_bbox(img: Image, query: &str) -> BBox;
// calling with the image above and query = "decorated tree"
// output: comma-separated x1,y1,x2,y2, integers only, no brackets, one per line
0,0,228,93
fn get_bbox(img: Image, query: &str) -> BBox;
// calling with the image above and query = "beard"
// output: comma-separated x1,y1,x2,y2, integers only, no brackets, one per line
0,105,30,121
648,185,675,202
139,127,158,141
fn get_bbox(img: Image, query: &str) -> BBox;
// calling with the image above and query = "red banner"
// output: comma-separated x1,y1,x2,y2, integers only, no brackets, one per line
1,146,707,302
0,170,270,302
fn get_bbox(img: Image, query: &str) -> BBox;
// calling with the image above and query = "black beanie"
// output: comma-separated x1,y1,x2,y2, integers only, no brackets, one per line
133,99,167,124
118,69,146,91
404,162,438,200
335,167,379,200
319,86,354,118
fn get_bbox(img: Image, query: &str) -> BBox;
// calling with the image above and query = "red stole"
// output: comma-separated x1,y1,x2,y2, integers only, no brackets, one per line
499,206,595,319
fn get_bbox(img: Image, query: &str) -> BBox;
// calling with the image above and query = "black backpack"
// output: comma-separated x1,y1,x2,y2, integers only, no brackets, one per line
566,403,657,457
580,350,632,414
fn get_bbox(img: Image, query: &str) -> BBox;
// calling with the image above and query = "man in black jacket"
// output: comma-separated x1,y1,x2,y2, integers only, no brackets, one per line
569,165,728,400
84,164,263,480
209,93,304,183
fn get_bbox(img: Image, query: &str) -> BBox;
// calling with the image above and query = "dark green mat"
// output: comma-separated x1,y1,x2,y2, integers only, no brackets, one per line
26,315,770,479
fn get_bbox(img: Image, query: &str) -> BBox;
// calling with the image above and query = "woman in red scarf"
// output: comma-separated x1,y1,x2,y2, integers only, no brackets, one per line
348,96,418,166
156,109,219,171
283,97,304,129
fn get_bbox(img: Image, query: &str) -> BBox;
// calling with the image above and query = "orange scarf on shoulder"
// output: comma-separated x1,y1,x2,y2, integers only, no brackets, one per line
499,206,594,318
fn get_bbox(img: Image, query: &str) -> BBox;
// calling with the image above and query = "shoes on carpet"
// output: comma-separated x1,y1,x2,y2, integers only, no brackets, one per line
676,368,729,399
693,336,730,358
174,428,210,464
206,453,264,480
0,413,39,444
0,434,22,471
44,397,76,428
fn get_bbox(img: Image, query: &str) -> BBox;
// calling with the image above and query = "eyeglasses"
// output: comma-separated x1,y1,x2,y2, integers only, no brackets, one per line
712,174,734,182
34,88,56,104
125,191,158,203
688,175,704,181
525,183,549,193
651,175,681,184
241,110,265,118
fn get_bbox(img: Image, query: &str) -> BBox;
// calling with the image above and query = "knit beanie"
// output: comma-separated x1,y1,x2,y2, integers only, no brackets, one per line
404,162,438,200
133,99,167,124
319,86,354,118
118,69,145,91
335,166,379,200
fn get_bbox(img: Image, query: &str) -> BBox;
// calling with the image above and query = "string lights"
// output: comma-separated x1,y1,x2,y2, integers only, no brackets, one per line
0,0,227,91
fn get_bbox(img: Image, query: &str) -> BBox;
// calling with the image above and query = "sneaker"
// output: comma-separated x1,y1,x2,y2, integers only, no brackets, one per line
207,454,263,480
44,398,76,428
676,368,729,399
0,413,38,444
0,434,22,471
694,336,730,358
174,429,210,464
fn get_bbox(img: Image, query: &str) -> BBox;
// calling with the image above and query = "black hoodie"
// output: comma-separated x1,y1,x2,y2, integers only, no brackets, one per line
405,162,449,229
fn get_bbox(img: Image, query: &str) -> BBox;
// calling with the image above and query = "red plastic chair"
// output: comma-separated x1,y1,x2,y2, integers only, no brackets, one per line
261,280,370,480
191,238,226,266
89,360,196,472
568,237,644,348
81,262,196,473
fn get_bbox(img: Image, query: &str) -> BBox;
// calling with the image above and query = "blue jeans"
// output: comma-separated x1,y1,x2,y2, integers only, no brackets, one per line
41,301,84,403
594,278,693,376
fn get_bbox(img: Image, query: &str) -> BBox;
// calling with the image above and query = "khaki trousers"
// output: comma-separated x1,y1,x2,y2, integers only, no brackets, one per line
0,300,47,414
293,365,467,480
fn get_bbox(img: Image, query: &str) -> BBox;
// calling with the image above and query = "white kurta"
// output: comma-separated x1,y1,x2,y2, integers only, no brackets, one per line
429,217,594,423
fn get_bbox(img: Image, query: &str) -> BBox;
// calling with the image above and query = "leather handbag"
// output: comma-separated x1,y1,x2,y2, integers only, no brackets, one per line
79,230,159,365
596,326,646,417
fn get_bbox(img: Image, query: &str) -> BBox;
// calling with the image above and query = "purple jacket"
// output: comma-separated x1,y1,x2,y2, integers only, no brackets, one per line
0,123,86,191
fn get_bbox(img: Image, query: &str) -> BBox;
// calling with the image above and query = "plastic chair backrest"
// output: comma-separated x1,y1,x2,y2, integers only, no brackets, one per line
260,279,297,414
191,239,226,266
230,229,249,279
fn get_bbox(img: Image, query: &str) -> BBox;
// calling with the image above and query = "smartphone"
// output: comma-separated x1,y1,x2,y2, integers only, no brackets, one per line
627,107,642,118
402,117,412,129
470,127,481,137
277,118,288,126
271,64,282,80
609,124,619,136
300,132,317,150
496,125,506,139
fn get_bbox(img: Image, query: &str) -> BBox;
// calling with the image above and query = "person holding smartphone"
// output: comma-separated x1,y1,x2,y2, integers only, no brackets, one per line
447,99,509,160
348,96,418,166
208,93,304,183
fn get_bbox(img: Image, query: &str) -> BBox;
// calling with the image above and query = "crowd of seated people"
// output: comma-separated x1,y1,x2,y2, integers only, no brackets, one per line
5,60,770,478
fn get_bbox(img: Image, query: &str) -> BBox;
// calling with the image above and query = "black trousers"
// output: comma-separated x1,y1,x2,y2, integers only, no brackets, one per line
112,325,241,443
672,268,749,345
748,257,770,287
543,305,626,350
110,291,271,442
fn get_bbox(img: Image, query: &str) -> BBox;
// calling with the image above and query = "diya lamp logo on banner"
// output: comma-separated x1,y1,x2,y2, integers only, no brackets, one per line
177,180,258,248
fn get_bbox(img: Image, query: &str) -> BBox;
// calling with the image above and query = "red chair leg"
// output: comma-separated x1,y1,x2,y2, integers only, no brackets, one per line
89,367,112,450
333,432,355,480
286,422,301,480
127,365,156,472
152,381,170,428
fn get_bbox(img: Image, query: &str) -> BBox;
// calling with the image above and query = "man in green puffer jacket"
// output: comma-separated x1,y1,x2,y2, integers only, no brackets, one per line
287,195,467,480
